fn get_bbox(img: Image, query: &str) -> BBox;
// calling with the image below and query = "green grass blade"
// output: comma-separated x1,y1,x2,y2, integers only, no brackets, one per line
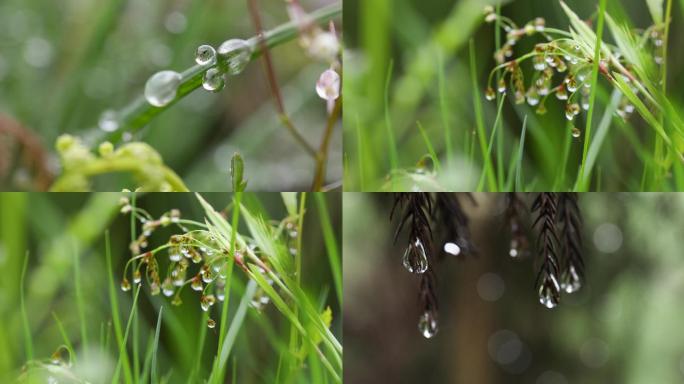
20,251,33,361
577,0,608,192
106,231,134,384
469,39,497,191
151,307,163,384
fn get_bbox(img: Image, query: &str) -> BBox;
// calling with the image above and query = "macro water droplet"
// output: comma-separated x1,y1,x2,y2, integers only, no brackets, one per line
133,270,142,284
485,87,496,101
202,68,225,93
497,78,507,94
533,56,546,71
217,39,252,75
443,242,461,256
418,310,438,339
121,278,131,292
560,264,582,293
315,69,341,101
162,278,174,297
538,274,560,309
207,318,216,329
191,276,203,291
526,87,539,106
195,44,216,66
144,70,182,107
572,127,581,138
98,110,119,132
402,238,429,274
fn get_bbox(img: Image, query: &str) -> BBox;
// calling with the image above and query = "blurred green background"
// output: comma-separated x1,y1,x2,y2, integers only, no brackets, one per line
343,0,684,191
0,192,341,382
344,193,684,383
0,0,340,191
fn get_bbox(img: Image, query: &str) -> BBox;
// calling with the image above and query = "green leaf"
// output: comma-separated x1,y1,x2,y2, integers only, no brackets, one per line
230,152,247,192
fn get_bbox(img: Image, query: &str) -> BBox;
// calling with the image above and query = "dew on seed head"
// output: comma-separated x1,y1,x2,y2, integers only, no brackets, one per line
98,110,119,132
485,87,496,101
202,68,225,93
402,238,429,274
538,274,560,309
560,264,582,293
315,69,341,101
144,70,182,107
572,127,581,138
207,318,216,329
217,39,252,75
195,44,216,66
497,78,507,94
133,270,142,284
121,278,131,292
418,310,438,339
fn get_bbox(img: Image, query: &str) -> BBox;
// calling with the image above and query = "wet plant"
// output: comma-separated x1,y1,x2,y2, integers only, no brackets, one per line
390,193,584,338
9,192,341,383
344,0,684,192
3,1,342,191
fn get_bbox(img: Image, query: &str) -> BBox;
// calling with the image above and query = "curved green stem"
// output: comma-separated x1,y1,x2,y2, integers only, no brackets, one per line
96,2,341,148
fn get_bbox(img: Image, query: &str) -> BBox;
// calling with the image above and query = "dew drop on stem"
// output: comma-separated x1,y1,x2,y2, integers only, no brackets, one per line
418,310,438,339
98,110,119,132
572,127,581,138
207,318,216,329
144,70,182,107
217,39,252,75
195,44,216,66
202,68,225,93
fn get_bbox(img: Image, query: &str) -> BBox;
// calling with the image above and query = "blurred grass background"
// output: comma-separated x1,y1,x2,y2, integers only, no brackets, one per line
0,192,341,382
0,0,340,191
343,0,684,191
344,193,684,383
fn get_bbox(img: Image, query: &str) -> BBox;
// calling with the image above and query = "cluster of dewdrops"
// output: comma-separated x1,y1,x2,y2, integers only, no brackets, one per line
118,196,274,329
482,6,639,138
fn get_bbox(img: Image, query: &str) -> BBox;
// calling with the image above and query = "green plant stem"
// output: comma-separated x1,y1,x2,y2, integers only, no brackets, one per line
73,239,88,349
577,0,607,191
384,60,399,177
470,39,497,191
312,98,343,191
288,194,307,375
98,2,341,147
20,252,32,362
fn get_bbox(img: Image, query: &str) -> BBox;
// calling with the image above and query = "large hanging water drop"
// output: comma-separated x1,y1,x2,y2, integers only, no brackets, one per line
195,44,216,66
538,274,560,309
217,39,252,75
418,310,438,339
560,264,582,293
144,70,182,107
203,67,225,92
402,238,428,274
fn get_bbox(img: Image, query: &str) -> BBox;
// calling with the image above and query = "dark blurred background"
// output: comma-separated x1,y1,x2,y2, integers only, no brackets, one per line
344,193,684,383
0,0,340,191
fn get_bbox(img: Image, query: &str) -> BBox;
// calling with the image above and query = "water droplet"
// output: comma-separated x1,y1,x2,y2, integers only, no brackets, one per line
191,276,203,291
560,264,582,293
162,278,174,297
121,278,131,292
402,238,429,274
538,274,560,309
526,87,539,106
169,249,182,262
572,127,581,138
654,39,663,47
485,87,496,101
202,68,225,92
315,69,340,101
98,110,119,132
217,39,252,75
418,310,438,339
195,44,216,66
207,318,216,328
133,270,142,284
533,56,546,71
497,78,507,93
144,70,182,107
443,242,461,256
200,294,216,311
